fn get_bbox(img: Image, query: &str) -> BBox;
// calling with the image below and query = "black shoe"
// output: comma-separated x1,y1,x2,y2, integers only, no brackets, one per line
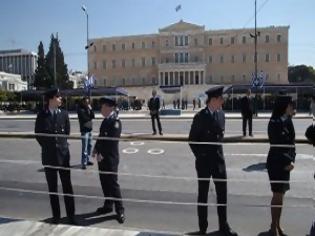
87,161,94,166
159,132,163,135
96,206,113,214
249,134,253,137
81,165,86,170
67,216,79,225
51,217,60,224
187,230,207,235
219,225,238,236
152,132,157,135
117,212,125,224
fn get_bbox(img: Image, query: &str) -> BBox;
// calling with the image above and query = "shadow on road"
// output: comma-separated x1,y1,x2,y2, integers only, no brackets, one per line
75,211,118,226
185,230,221,235
243,162,267,172
0,217,21,225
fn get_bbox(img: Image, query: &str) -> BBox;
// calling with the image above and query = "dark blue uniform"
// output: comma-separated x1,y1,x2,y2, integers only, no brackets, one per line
35,108,75,219
240,95,253,136
148,96,162,134
189,107,228,232
267,116,295,193
94,112,124,214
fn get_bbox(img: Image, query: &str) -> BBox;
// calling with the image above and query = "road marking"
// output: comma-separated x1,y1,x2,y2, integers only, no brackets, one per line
130,141,145,146
122,148,139,154
147,149,165,155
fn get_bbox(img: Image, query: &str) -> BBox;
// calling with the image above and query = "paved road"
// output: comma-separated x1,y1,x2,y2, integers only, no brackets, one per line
0,118,313,136
0,138,314,235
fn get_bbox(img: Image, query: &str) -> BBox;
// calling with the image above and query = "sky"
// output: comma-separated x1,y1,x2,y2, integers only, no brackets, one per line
1,0,314,71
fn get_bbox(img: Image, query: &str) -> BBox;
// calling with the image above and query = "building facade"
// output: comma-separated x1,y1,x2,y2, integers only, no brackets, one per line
89,20,289,101
0,72,28,91
0,49,37,88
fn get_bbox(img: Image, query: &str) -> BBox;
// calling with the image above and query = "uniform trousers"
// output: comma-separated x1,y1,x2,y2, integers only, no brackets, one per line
195,155,227,231
44,166,75,218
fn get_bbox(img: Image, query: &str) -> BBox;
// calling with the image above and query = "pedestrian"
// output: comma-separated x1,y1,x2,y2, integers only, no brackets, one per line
34,88,77,225
266,95,295,236
92,97,125,224
193,98,196,110
177,99,180,109
77,96,95,169
173,100,176,109
148,89,163,135
188,86,238,236
240,89,254,136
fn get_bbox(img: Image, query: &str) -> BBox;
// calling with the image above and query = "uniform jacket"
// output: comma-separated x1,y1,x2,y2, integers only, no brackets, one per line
267,116,296,169
94,112,122,169
148,97,160,115
77,105,95,133
240,96,253,118
35,108,71,166
189,107,225,163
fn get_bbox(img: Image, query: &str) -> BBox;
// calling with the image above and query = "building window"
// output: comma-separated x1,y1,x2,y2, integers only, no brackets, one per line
151,57,156,65
93,45,97,52
122,43,125,50
194,38,198,46
152,41,155,48
180,53,184,63
142,42,145,49
265,35,270,43
102,60,106,70
165,57,169,63
209,55,212,63
195,72,199,84
231,55,235,63
277,34,281,42
209,38,212,46
243,74,246,81
277,74,281,81
220,37,223,45
122,59,125,68
112,60,116,68
242,36,246,44
175,53,179,63
185,53,188,63
231,37,235,44
185,36,188,45
132,42,135,49
132,58,135,67
175,36,178,46
9,83,15,91
94,61,97,69
165,40,169,47
141,57,145,67
102,45,106,52
277,53,281,62
112,44,116,51
180,36,184,46
265,53,270,62
242,53,246,63
220,55,224,63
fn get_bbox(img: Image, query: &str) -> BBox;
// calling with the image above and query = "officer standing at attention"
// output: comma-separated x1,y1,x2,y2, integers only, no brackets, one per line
188,86,238,236
35,88,77,225
92,97,125,224
240,89,254,136
148,89,163,135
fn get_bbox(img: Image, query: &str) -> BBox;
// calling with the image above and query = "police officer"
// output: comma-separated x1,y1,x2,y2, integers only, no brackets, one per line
266,95,295,236
188,86,237,236
34,88,76,225
92,97,125,224
240,89,254,136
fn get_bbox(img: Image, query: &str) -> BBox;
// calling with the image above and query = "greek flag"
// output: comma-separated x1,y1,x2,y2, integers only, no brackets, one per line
83,75,95,94
175,4,181,12
251,71,266,88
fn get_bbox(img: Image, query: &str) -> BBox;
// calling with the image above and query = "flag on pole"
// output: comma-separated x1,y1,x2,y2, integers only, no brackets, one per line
83,75,96,95
175,4,181,12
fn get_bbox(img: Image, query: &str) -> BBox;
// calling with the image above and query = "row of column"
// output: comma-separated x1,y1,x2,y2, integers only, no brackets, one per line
0,55,35,78
159,70,204,86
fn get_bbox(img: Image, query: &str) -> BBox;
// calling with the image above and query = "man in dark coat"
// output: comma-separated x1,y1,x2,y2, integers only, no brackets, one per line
35,88,76,225
77,96,95,169
93,97,125,224
240,89,253,136
189,86,238,236
148,89,163,135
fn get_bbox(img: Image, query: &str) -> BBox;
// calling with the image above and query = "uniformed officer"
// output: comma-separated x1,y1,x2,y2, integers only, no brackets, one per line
240,89,254,136
92,97,125,224
188,86,238,236
266,95,295,236
34,88,76,225
148,89,163,135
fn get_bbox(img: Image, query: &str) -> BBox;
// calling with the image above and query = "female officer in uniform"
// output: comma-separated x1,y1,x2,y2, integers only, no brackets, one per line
266,95,295,236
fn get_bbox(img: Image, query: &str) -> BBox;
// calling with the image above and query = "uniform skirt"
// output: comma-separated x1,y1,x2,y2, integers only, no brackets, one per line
267,165,290,193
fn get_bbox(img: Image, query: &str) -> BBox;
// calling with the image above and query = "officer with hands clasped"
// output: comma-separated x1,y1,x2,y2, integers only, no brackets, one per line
189,86,238,236
92,97,125,224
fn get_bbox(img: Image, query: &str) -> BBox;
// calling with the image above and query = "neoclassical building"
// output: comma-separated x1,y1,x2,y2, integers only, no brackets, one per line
88,20,288,101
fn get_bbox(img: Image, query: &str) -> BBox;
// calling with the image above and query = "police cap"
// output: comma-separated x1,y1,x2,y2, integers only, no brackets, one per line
205,86,224,99
44,88,60,100
274,95,293,108
99,96,116,107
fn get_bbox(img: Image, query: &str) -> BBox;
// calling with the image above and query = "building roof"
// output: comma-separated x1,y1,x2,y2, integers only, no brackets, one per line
159,20,205,33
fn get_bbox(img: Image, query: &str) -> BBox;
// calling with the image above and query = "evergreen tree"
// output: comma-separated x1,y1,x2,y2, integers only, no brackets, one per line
288,65,315,83
34,41,51,89
45,34,73,89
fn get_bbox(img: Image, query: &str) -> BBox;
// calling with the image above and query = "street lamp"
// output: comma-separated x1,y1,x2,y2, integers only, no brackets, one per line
81,5,94,98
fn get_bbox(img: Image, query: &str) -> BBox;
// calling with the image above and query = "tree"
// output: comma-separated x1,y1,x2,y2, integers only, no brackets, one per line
288,65,315,83
45,34,73,89
34,41,50,89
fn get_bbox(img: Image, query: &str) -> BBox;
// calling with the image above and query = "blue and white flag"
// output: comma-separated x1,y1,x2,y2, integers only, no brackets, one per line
251,71,266,88
83,75,96,95
175,4,181,12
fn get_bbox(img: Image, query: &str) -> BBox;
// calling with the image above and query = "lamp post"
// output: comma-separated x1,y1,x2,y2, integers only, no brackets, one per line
81,5,94,98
